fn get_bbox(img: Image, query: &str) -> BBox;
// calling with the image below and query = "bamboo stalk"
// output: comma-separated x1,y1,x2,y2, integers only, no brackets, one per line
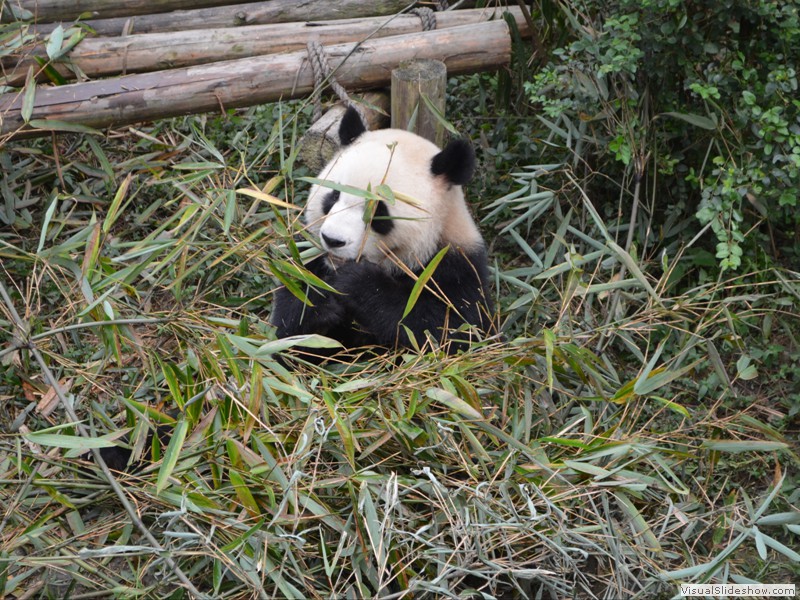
0,20,512,140
3,8,527,86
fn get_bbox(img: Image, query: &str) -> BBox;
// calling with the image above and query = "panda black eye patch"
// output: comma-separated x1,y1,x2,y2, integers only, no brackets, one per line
370,200,394,235
322,190,340,215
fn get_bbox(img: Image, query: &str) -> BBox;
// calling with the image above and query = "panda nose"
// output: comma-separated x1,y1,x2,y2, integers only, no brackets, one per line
321,233,346,249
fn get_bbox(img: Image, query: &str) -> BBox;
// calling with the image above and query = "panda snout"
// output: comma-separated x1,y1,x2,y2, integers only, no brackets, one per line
321,232,347,250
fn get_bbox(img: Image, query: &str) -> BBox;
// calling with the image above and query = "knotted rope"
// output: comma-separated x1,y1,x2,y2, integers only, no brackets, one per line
410,7,437,31
307,40,361,123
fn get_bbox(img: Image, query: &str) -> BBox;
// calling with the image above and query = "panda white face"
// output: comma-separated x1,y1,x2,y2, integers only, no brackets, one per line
305,128,481,272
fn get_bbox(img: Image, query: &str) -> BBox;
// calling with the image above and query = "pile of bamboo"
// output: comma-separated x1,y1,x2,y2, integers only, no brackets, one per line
0,1,529,139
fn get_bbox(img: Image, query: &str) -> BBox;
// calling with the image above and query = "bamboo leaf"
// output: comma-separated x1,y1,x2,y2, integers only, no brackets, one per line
615,491,663,553
103,173,132,234
701,440,788,453
660,111,717,130
23,433,115,449
323,391,355,469
37,195,58,254
45,25,64,60
426,387,482,420
156,420,187,495
28,119,100,134
402,245,449,319
229,468,261,516
237,188,299,210
607,239,663,306
419,92,459,134
22,68,36,123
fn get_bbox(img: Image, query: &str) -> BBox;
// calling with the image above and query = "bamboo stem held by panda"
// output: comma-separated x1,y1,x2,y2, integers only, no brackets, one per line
299,92,390,172
391,59,447,147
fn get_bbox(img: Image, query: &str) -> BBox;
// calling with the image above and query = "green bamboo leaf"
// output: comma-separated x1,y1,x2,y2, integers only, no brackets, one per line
615,491,663,553
228,333,341,357
45,25,64,60
701,440,788,453
660,111,717,130
403,245,449,319
37,195,58,254
21,68,36,123
753,526,767,559
357,483,385,568
223,189,236,234
756,512,800,527
426,387,482,420
323,390,355,468
156,420,187,495
270,259,337,294
229,468,261,516
300,177,377,199
27,119,100,134
543,328,555,392
33,56,68,86
607,239,663,306
157,357,184,408
419,91,459,134
23,433,115,449
103,174,132,234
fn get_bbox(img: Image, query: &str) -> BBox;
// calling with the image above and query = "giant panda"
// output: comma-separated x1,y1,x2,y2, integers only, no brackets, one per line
271,106,494,359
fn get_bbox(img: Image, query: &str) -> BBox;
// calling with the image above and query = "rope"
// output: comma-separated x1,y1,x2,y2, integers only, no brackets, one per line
306,40,367,126
410,7,436,31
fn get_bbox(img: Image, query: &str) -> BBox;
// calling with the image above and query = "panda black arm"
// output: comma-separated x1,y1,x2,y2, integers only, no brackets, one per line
270,255,346,338
334,248,493,351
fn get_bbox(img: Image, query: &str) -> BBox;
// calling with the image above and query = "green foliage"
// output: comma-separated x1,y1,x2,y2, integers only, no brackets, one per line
0,3,799,597
524,0,800,272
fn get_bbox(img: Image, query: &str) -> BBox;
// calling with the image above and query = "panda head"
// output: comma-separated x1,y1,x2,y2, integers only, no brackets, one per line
304,107,481,271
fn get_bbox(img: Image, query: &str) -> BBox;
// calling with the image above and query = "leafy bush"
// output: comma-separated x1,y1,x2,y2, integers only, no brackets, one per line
524,0,800,271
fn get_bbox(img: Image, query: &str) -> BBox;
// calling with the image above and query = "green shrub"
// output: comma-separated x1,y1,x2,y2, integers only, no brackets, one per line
524,0,800,272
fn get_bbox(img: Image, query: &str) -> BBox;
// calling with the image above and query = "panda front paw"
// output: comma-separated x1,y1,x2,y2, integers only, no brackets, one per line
307,288,347,331
332,260,386,303
272,283,346,338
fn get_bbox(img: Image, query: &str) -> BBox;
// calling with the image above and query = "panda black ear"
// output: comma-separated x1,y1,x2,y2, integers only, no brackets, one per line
431,138,475,186
339,106,367,146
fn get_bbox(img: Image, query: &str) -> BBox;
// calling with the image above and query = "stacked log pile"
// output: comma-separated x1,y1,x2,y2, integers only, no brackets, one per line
0,1,530,139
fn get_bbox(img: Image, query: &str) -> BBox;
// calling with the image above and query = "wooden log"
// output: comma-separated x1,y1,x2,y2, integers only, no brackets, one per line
298,92,390,172
1,0,265,22
25,0,413,36
0,20,513,140
3,8,529,86
391,59,447,146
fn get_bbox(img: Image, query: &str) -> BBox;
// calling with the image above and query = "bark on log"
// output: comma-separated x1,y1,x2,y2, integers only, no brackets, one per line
3,8,527,86
1,0,265,22
0,20,513,140
25,0,413,36
298,92,390,172
391,59,447,146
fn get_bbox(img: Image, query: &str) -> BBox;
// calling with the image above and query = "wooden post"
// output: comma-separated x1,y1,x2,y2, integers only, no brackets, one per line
298,92,390,172
391,58,446,147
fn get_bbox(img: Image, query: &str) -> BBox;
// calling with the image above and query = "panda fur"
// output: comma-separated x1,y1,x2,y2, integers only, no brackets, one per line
271,107,494,357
